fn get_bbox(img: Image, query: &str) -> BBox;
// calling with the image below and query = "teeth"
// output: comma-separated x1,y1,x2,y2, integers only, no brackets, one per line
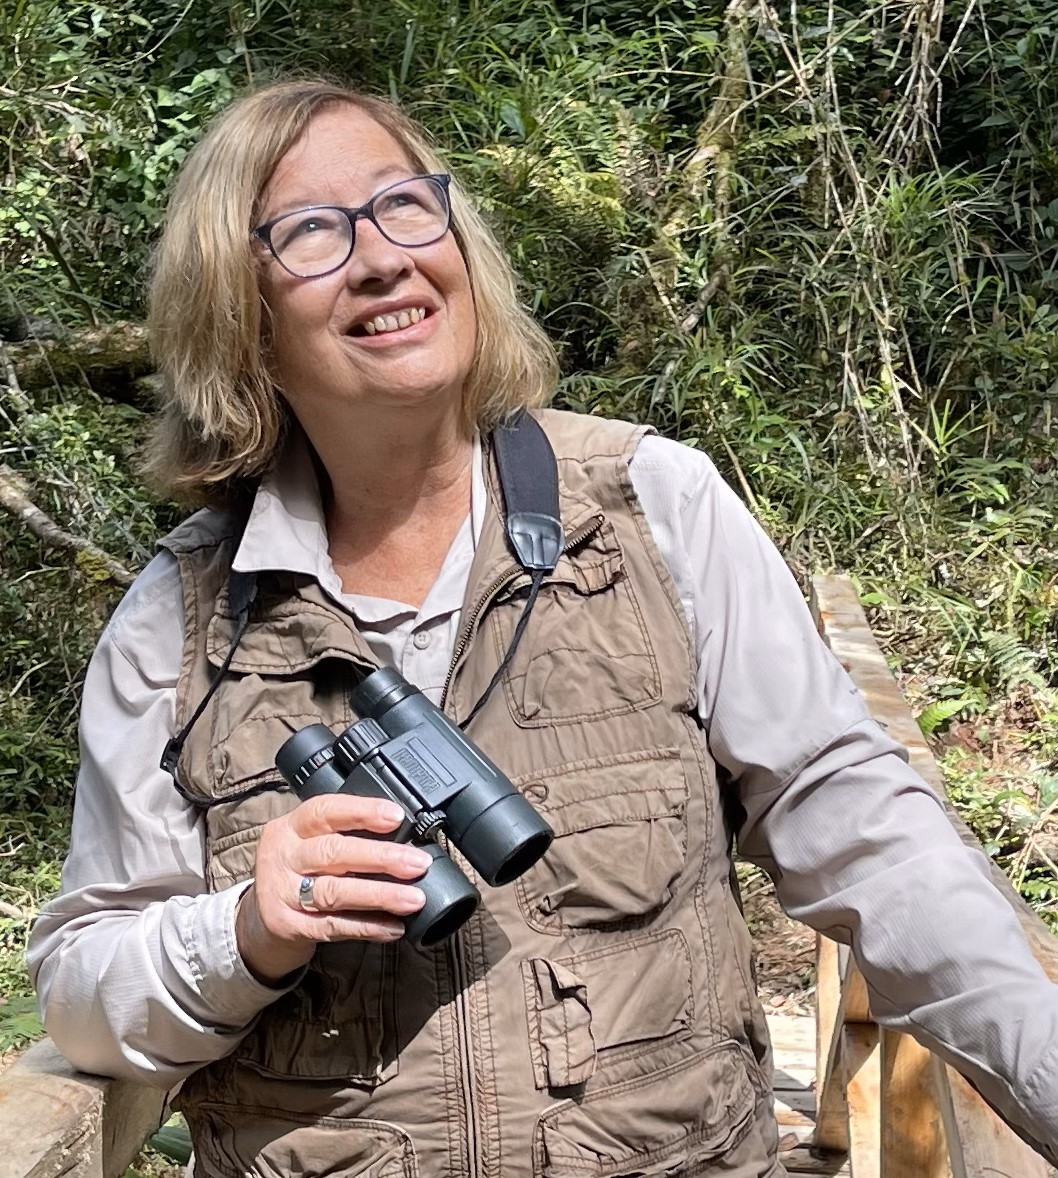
360,307,427,336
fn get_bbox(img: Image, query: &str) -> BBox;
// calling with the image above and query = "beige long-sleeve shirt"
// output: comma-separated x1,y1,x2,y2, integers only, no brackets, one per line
27,431,1058,1159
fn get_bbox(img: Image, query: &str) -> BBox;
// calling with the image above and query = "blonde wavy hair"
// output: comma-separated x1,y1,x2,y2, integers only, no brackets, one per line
146,80,558,504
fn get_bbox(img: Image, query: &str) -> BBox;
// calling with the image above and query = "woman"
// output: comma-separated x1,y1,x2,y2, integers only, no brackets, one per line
28,81,1058,1178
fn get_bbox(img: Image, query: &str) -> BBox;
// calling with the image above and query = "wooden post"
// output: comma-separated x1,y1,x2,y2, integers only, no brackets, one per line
880,1029,950,1178
844,1023,882,1178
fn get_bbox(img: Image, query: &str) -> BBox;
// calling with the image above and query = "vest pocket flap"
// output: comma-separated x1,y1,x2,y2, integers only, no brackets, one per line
206,597,370,675
514,750,688,930
533,1042,756,1177
549,513,622,595
524,931,693,1091
523,958,597,1089
193,1108,416,1178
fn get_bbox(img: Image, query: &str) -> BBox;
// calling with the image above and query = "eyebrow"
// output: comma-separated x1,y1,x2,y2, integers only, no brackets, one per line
262,164,417,221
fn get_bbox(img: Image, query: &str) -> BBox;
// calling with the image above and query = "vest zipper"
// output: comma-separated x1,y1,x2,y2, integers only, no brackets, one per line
447,934,481,1178
439,513,604,710
439,511,604,1175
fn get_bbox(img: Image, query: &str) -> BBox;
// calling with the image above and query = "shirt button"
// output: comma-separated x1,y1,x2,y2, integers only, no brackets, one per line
413,630,431,650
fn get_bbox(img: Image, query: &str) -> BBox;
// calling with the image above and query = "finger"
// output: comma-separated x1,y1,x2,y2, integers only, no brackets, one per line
290,793,406,838
299,874,426,918
308,912,407,943
300,833,433,880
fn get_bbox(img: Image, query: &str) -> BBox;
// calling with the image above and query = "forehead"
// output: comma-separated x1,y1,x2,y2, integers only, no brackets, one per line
259,105,418,217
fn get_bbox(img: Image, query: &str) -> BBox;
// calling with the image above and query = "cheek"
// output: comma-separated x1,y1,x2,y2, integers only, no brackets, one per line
262,280,334,356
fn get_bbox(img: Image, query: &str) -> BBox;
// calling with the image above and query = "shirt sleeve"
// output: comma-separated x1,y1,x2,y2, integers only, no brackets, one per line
26,552,295,1088
629,433,1058,1163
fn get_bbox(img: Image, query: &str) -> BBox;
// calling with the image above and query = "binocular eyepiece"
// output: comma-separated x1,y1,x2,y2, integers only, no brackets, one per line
275,668,554,947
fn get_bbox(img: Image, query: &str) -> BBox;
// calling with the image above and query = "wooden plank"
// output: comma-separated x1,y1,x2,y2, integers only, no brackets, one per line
934,1060,1050,1178
879,1029,949,1178
767,1013,816,1056
841,953,870,1024
0,1037,164,1178
810,575,1058,984
815,939,849,1152
845,1023,881,1178
817,935,842,1076
775,1088,817,1126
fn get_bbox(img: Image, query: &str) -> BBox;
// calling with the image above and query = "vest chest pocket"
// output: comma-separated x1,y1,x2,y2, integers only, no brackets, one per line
513,750,688,932
488,519,661,726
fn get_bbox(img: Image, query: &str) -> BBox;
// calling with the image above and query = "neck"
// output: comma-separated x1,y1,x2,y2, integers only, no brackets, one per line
297,401,475,601
305,401,472,522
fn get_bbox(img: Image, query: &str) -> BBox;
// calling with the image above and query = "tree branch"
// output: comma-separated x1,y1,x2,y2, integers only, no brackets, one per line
0,464,135,586
6,321,152,398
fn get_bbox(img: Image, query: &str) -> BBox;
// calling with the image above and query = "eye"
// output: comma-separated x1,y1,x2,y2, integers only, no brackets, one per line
376,191,429,215
273,209,343,251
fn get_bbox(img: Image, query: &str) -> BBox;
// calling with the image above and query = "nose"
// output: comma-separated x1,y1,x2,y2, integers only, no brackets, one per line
342,215,413,288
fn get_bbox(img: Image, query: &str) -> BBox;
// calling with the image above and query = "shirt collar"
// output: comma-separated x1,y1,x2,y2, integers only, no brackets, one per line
232,430,487,623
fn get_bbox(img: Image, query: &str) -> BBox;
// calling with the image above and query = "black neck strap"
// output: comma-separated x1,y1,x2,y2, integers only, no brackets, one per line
462,411,562,727
159,411,563,776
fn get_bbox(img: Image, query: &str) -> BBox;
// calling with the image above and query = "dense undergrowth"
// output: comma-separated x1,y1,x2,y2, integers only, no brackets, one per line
2,0,1058,1054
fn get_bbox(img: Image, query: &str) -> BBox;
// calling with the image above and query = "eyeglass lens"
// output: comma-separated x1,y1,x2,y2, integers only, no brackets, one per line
270,176,450,278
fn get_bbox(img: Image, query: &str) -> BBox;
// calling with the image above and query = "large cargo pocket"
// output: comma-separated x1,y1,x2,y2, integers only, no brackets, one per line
533,1042,755,1177
523,930,694,1090
234,941,400,1084
193,1106,417,1178
514,750,688,932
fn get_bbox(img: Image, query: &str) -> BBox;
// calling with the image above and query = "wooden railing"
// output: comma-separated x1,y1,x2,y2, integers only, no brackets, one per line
811,575,1058,1178
0,575,1055,1177
0,1037,164,1178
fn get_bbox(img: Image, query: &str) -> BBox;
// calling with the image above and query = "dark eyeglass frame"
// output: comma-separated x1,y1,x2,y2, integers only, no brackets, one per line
251,173,453,278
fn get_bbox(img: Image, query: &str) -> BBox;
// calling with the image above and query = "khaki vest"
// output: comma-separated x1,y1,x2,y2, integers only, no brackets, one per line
161,409,782,1178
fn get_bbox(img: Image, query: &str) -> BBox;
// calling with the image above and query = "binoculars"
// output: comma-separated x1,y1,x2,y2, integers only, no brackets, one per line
275,668,554,947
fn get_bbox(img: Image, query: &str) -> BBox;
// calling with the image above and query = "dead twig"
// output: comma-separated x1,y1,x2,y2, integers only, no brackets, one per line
0,463,135,586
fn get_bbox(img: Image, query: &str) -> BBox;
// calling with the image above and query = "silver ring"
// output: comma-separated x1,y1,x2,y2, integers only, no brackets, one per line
298,875,320,912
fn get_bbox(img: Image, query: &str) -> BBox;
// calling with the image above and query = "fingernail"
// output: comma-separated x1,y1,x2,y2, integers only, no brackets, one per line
381,802,406,824
403,848,434,872
402,888,426,911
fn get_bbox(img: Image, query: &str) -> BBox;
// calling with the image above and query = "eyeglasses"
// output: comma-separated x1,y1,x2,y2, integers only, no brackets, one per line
252,173,453,279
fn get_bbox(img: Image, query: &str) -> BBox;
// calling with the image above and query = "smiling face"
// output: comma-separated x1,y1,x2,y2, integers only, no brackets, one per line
255,104,477,436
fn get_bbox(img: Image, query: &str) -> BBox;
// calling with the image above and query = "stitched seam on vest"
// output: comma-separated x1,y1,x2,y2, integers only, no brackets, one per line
614,434,697,710
687,716,726,1035
210,823,266,855
436,950,468,1176
205,643,368,676
467,914,501,1175
510,746,682,783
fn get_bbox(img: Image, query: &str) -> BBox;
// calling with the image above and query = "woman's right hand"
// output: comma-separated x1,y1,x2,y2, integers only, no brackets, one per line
234,794,430,984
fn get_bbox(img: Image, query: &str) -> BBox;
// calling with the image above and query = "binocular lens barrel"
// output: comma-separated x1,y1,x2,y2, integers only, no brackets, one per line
275,724,481,948
350,668,553,886
276,667,554,946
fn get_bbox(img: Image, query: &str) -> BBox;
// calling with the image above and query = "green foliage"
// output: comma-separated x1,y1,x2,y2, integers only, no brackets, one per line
0,811,63,1046
1,0,1057,1005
